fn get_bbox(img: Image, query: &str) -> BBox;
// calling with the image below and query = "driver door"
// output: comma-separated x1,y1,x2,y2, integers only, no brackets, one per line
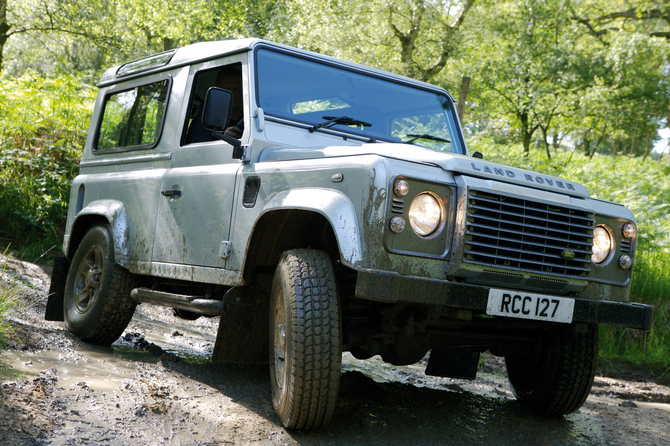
151,57,248,270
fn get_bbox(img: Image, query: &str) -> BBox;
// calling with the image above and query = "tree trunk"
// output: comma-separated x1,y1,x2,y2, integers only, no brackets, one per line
456,76,471,123
0,0,9,71
551,130,562,150
642,131,652,160
518,111,534,156
582,137,591,156
540,126,551,159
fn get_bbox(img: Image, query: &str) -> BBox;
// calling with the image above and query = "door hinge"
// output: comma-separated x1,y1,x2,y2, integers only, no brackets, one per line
219,241,232,259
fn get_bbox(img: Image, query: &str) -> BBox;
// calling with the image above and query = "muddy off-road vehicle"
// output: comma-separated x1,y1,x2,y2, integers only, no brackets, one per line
47,39,653,429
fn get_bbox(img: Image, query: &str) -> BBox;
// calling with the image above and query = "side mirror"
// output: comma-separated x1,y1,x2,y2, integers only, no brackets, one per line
472,151,483,159
202,87,244,159
202,87,233,130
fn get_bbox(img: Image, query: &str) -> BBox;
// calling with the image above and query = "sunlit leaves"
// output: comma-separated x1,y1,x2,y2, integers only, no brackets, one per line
0,73,95,253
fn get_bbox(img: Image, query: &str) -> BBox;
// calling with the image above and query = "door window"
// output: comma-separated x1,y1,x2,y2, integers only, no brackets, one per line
182,63,244,145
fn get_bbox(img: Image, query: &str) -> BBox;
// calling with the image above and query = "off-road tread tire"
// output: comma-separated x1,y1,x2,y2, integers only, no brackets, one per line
506,324,598,416
270,249,341,430
64,224,137,346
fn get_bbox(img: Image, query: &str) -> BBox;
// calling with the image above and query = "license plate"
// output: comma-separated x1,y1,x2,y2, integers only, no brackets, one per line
486,289,575,324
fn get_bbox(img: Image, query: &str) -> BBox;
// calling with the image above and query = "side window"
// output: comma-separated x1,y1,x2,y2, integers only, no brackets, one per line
96,79,170,151
182,62,243,145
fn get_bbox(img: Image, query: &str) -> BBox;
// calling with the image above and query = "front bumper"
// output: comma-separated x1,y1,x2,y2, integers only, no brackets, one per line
355,270,653,331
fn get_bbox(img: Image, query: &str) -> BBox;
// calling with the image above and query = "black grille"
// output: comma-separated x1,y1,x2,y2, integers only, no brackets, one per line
464,190,594,279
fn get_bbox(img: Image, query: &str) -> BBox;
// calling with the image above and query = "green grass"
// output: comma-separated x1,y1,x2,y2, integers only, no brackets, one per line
599,249,670,374
0,250,19,349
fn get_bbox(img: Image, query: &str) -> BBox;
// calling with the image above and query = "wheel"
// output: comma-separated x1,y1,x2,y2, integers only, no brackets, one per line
63,224,137,346
269,249,342,430
505,323,598,416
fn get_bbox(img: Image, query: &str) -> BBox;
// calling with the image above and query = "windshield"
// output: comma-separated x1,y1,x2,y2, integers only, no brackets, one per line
255,48,463,154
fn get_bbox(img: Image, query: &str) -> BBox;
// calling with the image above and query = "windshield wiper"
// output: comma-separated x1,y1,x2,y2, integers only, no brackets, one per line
309,115,372,133
404,134,451,144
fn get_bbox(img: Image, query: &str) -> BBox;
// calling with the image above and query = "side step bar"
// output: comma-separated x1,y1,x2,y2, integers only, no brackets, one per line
130,287,222,316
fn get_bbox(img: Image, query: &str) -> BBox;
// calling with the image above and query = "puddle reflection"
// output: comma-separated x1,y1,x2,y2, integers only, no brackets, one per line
0,356,25,381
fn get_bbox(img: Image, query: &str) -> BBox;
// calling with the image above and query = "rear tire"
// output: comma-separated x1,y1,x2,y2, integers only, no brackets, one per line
63,224,137,346
505,324,598,416
269,249,342,430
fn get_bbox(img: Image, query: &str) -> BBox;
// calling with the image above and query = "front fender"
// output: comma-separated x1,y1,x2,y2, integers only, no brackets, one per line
262,188,363,267
66,199,130,268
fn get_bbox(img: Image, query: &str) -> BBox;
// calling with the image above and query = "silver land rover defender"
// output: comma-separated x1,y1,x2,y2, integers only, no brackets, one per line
46,39,653,430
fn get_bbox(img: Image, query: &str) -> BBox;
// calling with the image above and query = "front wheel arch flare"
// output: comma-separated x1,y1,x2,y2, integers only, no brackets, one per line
66,199,129,268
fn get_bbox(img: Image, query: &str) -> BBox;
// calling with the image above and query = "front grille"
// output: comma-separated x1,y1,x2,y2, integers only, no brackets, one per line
464,190,594,279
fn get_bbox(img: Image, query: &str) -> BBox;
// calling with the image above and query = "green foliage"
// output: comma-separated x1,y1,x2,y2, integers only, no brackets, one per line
2,0,255,80
267,0,472,86
0,251,19,349
0,72,95,259
604,248,670,374
460,0,669,157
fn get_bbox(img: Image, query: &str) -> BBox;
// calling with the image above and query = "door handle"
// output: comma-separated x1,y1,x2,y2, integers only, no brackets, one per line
161,189,182,198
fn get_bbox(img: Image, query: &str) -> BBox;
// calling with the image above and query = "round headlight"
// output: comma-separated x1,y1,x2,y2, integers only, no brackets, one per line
393,179,409,197
408,193,443,237
622,223,636,239
592,225,613,264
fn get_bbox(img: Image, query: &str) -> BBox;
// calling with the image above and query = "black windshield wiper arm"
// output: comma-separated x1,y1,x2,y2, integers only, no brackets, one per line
404,134,451,144
309,115,372,133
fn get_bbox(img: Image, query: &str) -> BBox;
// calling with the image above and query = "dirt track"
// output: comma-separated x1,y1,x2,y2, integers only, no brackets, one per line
1,255,669,445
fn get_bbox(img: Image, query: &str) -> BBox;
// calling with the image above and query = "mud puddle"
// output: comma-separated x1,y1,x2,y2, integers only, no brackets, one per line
1,255,670,445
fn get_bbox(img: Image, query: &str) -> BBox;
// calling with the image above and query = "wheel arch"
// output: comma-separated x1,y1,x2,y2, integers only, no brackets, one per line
242,188,363,287
65,199,129,268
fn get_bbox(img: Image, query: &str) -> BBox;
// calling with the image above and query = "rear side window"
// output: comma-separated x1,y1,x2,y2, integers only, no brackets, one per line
96,79,170,151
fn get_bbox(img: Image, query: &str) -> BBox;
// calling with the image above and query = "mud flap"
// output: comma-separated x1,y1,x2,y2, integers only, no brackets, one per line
425,346,480,380
212,287,269,364
45,256,70,321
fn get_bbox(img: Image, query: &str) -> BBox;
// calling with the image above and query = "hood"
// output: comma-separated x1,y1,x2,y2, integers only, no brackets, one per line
258,143,590,198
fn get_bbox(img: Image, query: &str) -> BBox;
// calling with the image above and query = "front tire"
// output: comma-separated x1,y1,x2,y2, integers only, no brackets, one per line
505,324,598,416
64,224,137,346
269,249,342,430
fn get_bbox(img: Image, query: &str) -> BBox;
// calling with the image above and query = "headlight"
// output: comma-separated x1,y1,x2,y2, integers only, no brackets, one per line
592,225,613,264
408,193,443,237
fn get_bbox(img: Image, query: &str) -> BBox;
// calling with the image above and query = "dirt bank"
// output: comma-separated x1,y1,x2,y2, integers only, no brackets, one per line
1,255,669,445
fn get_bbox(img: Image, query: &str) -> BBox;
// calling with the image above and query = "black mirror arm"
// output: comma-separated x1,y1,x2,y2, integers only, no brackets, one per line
211,130,244,159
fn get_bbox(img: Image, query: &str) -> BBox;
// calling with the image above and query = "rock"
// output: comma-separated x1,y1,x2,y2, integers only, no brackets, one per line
619,400,638,408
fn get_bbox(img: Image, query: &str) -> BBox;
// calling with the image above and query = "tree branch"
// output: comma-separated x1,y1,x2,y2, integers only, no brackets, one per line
572,7,670,42
419,0,476,81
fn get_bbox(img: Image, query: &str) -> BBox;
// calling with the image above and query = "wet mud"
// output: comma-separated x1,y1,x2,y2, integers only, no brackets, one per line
1,255,669,445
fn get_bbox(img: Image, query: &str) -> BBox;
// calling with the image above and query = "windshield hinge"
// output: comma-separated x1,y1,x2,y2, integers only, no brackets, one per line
253,107,265,131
